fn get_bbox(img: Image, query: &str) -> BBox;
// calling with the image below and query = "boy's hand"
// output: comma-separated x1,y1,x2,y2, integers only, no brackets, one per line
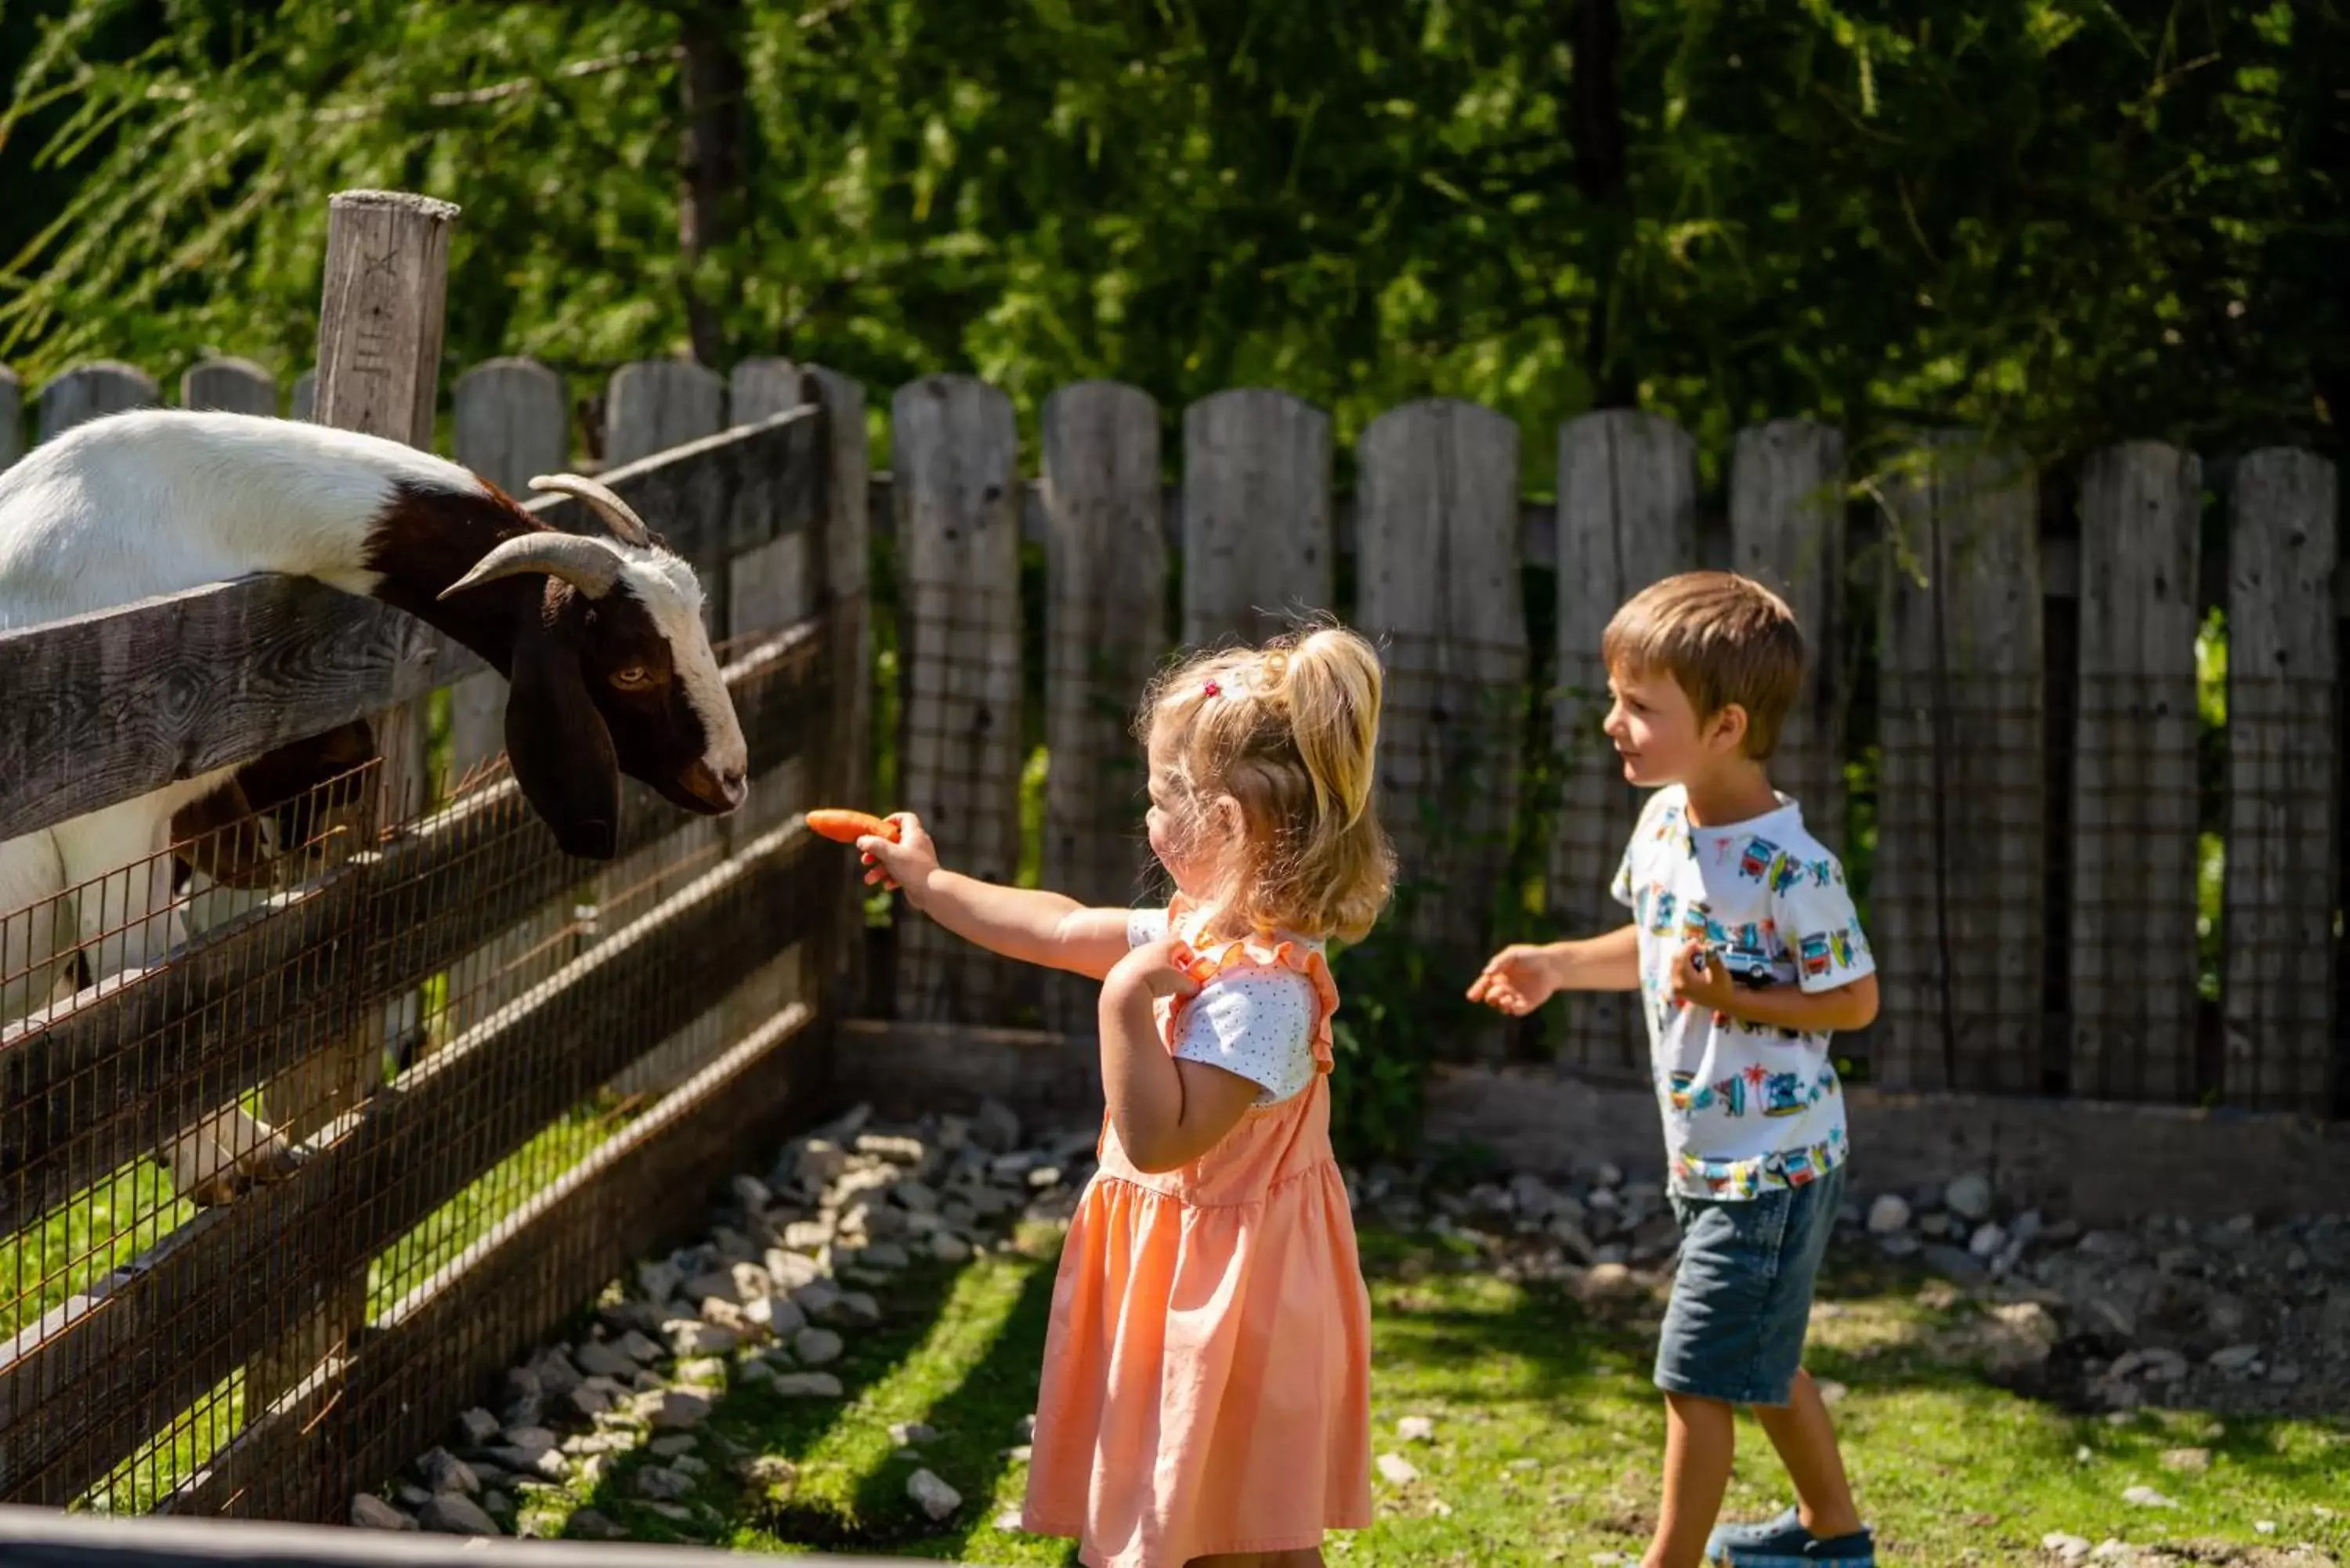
1106,938,1207,1005
1667,939,1734,1014
859,812,938,904
1468,944,1564,1016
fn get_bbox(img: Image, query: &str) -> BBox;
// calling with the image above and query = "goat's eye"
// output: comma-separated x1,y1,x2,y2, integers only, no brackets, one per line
610,666,653,691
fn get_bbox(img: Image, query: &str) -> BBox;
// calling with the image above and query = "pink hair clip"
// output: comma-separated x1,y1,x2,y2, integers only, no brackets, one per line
1202,679,1221,698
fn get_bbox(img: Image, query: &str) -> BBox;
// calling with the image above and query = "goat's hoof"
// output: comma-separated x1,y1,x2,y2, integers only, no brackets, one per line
186,1172,249,1209
240,1142,308,1187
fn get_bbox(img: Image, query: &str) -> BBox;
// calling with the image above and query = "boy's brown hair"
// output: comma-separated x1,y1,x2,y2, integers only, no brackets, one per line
1603,571,1806,759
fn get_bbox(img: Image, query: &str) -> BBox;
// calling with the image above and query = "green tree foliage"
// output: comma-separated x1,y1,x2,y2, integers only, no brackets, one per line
2,0,2341,473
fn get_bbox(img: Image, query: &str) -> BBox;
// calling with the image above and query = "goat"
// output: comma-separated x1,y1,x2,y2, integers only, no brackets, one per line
0,409,750,1204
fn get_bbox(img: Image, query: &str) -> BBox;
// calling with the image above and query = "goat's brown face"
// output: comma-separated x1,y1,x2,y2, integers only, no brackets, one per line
504,580,748,860
577,588,749,818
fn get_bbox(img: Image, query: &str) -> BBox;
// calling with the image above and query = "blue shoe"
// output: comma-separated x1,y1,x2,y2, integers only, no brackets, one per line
1705,1505,1875,1566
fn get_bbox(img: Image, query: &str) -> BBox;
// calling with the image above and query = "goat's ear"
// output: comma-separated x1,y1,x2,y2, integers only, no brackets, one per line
506,612,621,860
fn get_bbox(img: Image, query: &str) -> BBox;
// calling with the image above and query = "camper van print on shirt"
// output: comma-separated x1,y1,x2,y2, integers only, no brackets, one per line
1611,786,1875,1201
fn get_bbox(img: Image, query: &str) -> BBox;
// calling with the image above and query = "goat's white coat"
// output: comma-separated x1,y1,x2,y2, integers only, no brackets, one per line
0,409,746,1198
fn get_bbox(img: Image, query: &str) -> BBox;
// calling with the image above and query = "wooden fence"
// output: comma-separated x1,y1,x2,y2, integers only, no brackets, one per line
0,197,868,1522
5,352,2345,1120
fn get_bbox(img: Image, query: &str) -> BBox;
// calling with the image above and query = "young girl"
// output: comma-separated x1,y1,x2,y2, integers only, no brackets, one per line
855,624,1394,1568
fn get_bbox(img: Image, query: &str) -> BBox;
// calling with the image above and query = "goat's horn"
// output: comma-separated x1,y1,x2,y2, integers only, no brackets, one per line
439,531,624,602
528,473,653,548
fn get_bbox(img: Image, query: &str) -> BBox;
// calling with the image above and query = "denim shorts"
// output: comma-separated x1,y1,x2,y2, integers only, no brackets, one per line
1653,1161,1846,1407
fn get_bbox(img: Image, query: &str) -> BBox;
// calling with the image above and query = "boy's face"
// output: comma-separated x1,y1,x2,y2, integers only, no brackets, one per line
1603,663,1742,786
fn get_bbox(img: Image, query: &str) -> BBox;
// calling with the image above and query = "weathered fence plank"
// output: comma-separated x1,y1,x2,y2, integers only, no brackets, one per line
1730,419,1849,851
447,356,576,1042
2070,443,2202,1101
0,366,20,469
36,361,156,442
804,365,873,1015
725,358,813,641
606,359,725,468
1548,410,1700,1076
1180,388,1334,648
1356,399,1525,1008
892,375,1026,1023
1039,381,1166,1031
449,356,572,774
1873,432,2045,1093
2223,449,2339,1113
179,358,277,417
602,359,732,1096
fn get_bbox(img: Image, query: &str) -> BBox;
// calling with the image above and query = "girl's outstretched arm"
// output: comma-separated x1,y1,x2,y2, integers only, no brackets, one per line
857,812,1132,978
1098,939,1260,1174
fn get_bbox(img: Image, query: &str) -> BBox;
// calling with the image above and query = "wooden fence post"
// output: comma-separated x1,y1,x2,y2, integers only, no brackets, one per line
37,361,157,440
1548,410,1699,1077
1180,388,1334,648
725,358,813,654
606,359,725,467
251,190,458,1485
602,360,731,1097
2070,442,2202,1101
892,374,1026,1022
2223,449,2339,1113
1871,432,2044,1093
180,357,277,416
806,366,873,1023
1039,381,1167,1032
0,366,19,469
1356,399,1526,1035
1731,419,1849,851
445,356,573,1040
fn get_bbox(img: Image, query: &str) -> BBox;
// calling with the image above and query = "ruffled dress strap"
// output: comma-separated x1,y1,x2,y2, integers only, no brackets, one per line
1161,895,1340,1075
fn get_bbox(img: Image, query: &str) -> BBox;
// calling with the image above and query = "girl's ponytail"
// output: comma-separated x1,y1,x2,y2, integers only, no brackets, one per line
1266,627,1394,942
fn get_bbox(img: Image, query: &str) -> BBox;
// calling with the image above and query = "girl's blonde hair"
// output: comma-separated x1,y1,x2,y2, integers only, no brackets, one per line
1140,622,1395,944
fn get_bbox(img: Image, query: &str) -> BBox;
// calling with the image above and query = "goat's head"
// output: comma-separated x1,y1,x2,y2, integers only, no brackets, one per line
436,476,747,860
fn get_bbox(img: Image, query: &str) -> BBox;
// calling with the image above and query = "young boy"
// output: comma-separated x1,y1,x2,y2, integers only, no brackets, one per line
1470,571,1880,1568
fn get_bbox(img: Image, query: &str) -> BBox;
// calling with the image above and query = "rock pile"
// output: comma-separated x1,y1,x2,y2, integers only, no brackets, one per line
1353,1162,2349,1418
352,1099,1096,1536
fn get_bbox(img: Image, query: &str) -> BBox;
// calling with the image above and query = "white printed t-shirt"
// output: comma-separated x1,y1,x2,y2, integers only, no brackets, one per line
1611,786,1875,1200
1126,906,1321,1105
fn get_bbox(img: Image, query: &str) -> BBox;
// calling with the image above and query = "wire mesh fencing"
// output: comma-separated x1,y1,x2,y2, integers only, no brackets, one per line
0,615,842,1521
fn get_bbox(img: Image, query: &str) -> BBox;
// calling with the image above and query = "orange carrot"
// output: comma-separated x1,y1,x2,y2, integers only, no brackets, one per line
804,808,900,844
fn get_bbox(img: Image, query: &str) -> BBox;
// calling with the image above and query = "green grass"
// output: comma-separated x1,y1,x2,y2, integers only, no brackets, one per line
534,1226,2350,1564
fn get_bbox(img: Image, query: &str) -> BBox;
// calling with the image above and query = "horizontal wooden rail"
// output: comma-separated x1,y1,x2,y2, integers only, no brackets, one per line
0,618,827,1236
0,406,822,840
165,1001,824,1522
0,823,822,1505
0,1499,938,1564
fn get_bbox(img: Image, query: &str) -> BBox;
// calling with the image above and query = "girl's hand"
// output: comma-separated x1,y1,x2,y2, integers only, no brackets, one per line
1105,937,1207,1006
859,812,938,905
1468,943,1564,1016
1667,939,1734,1014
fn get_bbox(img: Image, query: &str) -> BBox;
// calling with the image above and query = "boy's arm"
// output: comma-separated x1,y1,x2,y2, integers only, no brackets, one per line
857,815,1132,979
1668,945,1880,1033
1469,923,1641,1014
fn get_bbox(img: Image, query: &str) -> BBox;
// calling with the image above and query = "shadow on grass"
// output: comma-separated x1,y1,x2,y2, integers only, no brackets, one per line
831,1247,1064,1560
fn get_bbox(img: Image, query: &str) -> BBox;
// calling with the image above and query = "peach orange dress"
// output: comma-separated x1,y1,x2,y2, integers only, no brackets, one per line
1021,901,1374,1567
